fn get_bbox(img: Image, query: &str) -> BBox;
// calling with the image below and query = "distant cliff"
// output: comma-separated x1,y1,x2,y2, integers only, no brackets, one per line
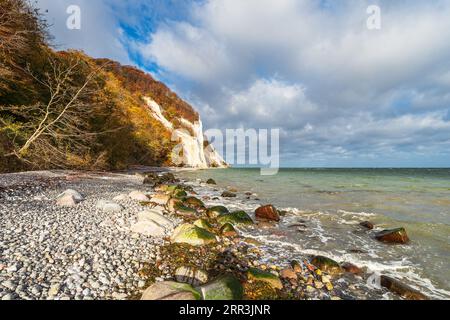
0,0,226,172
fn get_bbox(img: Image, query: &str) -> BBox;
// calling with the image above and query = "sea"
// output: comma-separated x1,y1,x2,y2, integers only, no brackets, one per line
177,168,450,299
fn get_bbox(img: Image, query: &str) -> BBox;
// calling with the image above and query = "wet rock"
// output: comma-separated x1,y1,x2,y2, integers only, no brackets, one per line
221,191,237,198
280,268,298,280
255,205,280,222
310,256,343,275
341,262,363,275
218,211,254,226
360,221,374,230
200,275,244,300
290,260,302,273
220,223,238,237
170,224,217,246
173,189,188,199
143,172,159,185
183,197,205,210
375,228,409,244
167,198,183,212
173,203,198,218
247,268,283,290
141,281,201,300
206,179,217,185
193,219,214,232
380,276,428,300
129,191,149,202
206,206,229,218
149,194,171,206
175,267,208,286
96,200,123,213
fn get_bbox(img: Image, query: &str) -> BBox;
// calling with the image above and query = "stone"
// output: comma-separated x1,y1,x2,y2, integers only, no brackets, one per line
310,256,343,275
113,194,128,201
167,198,184,212
56,195,77,207
341,262,363,274
183,197,205,209
221,191,237,198
290,260,302,273
380,276,428,300
173,189,188,199
96,200,123,213
280,268,298,280
149,194,171,206
138,209,174,229
220,223,238,237
206,206,229,218
170,224,217,246
174,204,198,218
200,275,244,300
175,267,209,286
247,268,283,290
141,281,201,300
217,211,254,226
57,189,84,202
360,221,374,230
129,191,149,202
193,219,214,232
375,228,410,244
255,205,280,222
48,283,61,297
131,220,166,237
206,178,217,185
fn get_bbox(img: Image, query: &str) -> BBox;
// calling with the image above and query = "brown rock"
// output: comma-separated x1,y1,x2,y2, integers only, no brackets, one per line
341,262,363,274
375,228,410,244
255,205,280,222
360,221,374,230
380,276,428,300
280,268,298,280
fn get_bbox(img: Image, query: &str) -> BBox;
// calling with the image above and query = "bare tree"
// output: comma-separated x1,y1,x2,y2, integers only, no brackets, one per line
1,54,110,168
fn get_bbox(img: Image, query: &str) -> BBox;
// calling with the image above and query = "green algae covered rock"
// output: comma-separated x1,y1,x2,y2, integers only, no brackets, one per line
171,224,217,246
218,211,254,226
200,275,244,300
193,219,214,232
206,206,229,218
310,256,343,275
247,268,283,290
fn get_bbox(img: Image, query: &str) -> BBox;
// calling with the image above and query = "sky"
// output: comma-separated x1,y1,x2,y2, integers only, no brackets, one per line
35,0,450,167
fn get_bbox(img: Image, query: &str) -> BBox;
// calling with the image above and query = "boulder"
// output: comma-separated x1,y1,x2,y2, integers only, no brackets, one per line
149,194,171,206
360,221,374,230
56,189,84,207
183,197,205,209
206,178,217,185
341,262,363,275
141,281,201,300
170,224,217,246
143,172,159,186
175,267,209,286
206,206,229,218
217,211,254,226
96,200,123,213
173,189,188,199
200,275,244,300
280,268,298,280
221,191,237,198
380,276,428,300
290,260,303,273
375,228,409,244
220,223,238,237
310,256,343,275
247,268,283,290
193,219,214,232
173,204,198,218
167,198,183,213
129,191,149,202
131,220,165,237
255,205,280,222
138,210,174,229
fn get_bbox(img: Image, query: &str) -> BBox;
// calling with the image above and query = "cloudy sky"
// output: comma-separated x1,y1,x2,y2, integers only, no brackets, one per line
36,0,450,167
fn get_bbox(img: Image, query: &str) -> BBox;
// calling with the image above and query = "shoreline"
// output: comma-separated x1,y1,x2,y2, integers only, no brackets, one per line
0,170,432,300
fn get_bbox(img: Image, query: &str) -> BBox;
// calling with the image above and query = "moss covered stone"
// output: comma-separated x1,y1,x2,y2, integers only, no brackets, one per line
206,206,229,218
247,268,283,290
200,275,244,300
193,219,214,232
218,211,254,226
310,256,343,275
220,223,238,237
171,224,217,246
184,196,205,209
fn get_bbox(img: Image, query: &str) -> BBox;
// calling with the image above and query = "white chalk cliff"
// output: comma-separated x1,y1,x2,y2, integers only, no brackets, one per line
144,97,227,168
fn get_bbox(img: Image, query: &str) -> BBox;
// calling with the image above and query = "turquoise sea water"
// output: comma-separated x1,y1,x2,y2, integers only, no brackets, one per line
177,168,450,299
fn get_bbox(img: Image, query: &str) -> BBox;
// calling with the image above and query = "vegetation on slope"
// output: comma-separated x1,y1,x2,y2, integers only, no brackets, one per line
0,0,199,173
